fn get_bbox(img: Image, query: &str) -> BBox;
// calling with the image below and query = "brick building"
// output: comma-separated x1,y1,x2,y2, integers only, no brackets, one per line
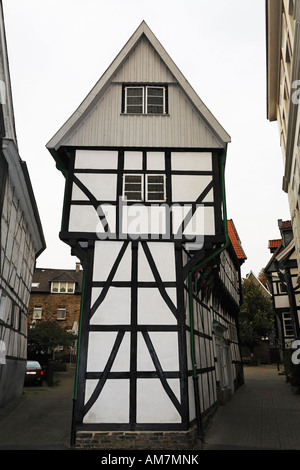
28,264,83,338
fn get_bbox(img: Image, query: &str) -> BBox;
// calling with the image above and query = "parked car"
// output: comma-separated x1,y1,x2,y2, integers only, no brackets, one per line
24,360,44,385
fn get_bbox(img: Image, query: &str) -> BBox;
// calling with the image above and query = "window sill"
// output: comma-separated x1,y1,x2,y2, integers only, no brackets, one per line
120,113,170,117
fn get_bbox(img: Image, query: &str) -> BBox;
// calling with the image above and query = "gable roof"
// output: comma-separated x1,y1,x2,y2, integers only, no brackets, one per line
31,267,83,293
268,239,282,251
46,21,230,158
246,270,271,298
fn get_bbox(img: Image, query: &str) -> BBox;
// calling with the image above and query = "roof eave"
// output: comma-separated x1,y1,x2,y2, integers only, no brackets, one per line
266,0,282,121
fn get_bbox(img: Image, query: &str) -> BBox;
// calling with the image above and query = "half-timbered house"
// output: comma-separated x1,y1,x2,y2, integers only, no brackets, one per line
265,220,300,348
46,22,245,449
0,2,45,409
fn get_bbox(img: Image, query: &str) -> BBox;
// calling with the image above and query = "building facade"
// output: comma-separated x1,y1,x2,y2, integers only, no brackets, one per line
266,0,300,282
0,2,45,408
46,22,245,449
27,264,83,348
265,220,300,349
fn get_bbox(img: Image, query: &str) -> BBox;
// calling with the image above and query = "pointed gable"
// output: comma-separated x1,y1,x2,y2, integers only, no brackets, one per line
47,21,230,164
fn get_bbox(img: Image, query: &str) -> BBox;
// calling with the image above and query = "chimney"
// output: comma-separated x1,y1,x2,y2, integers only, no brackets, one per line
76,262,80,273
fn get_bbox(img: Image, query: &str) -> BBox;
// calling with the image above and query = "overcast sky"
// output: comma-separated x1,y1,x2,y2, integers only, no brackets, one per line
2,0,291,279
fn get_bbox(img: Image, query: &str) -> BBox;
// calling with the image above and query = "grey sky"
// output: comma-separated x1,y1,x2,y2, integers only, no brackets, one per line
2,0,290,278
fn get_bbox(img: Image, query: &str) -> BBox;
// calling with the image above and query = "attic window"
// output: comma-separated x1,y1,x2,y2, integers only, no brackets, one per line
123,85,167,114
51,282,75,293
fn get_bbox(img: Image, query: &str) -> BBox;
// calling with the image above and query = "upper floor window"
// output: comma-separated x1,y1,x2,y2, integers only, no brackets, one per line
283,312,294,337
51,282,75,294
57,307,66,320
123,174,166,201
123,85,167,115
32,306,42,320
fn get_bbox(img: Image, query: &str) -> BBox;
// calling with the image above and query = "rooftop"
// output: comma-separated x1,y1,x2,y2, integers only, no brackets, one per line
227,219,247,262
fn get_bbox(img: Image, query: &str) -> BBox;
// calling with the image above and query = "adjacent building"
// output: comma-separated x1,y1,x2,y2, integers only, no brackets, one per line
46,22,245,449
0,2,45,408
265,220,300,349
27,264,83,352
266,0,300,283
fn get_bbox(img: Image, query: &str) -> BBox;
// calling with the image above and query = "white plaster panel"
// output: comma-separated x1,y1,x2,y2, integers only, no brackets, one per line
137,245,155,282
68,205,101,232
121,205,167,235
74,173,117,200
137,332,155,371
146,152,165,170
86,331,130,372
95,204,116,235
90,287,131,325
172,174,212,202
75,150,118,169
137,379,181,423
83,379,129,423
93,241,131,281
86,331,116,372
71,184,89,201
124,151,143,169
171,152,212,171
148,331,179,371
274,295,290,309
146,242,176,281
137,288,177,325
171,205,214,237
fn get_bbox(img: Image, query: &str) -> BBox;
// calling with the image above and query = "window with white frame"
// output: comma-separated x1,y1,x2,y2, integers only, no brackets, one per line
123,174,143,201
57,307,66,320
123,174,166,202
123,85,167,114
283,312,294,337
33,306,42,320
146,175,166,201
51,282,75,293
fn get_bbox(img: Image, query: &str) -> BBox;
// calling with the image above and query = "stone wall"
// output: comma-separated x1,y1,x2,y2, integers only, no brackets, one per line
74,427,202,450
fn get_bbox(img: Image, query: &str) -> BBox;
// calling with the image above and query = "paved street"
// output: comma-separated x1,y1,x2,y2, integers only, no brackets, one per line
0,368,75,450
204,365,300,450
0,365,299,452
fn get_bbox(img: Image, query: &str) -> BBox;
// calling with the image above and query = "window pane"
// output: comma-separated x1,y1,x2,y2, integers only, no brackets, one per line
127,97,143,105
146,87,164,114
126,87,144,113
148,176,164,183
127,88,143,97
148,96,164,105
146,175,165,201
33,307,42,319
126,105,143,113
147,192,165,200
57,308,66,320
126,192,142,200
147,106,164,114
52,282,59,292
125,175,142,183
147,87,164,96
124,175,142,200
125,183,141,191
60,283,66,293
